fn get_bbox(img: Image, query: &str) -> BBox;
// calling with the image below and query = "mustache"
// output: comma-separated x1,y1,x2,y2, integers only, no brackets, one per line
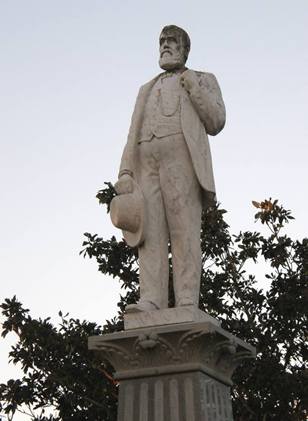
160,49,173,57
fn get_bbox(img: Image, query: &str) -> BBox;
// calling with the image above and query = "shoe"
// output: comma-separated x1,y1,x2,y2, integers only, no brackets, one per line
125,300,159,314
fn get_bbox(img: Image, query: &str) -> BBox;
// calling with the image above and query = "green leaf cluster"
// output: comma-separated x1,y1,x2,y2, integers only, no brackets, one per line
1,187,307,420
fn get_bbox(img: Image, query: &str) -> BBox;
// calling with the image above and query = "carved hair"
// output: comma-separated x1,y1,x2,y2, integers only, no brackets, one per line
160,25,191,62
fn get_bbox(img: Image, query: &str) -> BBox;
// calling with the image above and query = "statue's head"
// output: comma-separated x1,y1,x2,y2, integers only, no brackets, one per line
159,25,191,71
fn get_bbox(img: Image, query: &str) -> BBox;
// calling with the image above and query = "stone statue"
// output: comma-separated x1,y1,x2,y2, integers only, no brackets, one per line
110,25,226,313
93,35,255,416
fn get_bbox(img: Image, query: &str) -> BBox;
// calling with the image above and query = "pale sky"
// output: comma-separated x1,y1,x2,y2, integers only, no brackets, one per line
1,1,307,419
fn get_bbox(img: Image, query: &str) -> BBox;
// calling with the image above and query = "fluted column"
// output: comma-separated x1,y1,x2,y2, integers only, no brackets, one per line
117,372,233,421
89,319,255,421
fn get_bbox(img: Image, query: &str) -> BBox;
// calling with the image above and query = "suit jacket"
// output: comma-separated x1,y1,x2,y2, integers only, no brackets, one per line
119,69,226,208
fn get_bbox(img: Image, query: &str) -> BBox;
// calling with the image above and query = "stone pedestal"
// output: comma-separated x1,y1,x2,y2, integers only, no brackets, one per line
124,305,221,330
89,316,256,421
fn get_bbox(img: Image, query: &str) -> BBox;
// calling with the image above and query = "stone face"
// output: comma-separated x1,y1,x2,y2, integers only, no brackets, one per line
89,321,255,420
110,25,226,311
124,306,221,330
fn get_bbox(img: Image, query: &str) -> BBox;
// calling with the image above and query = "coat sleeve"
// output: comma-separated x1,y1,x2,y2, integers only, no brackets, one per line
188,71,226,136
118,86,144,178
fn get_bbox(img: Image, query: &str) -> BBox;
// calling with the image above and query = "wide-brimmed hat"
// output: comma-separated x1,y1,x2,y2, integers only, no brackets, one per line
110,180,145,248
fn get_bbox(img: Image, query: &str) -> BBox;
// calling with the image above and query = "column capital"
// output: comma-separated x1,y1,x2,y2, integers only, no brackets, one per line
89,320,256,386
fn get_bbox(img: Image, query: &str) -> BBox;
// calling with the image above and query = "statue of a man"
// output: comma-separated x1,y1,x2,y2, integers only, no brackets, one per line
112,25,226,313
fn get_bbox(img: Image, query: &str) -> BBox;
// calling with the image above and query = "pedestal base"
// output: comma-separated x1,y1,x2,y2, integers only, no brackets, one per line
89,319,255,421
124,306,221,330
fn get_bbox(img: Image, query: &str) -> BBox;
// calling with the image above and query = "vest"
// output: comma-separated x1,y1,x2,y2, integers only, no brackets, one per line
138,73,182,142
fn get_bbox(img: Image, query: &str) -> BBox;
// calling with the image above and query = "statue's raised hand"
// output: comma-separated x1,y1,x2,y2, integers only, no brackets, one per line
180,69,199,94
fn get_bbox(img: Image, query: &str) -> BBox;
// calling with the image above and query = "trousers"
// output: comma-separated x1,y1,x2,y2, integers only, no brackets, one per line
137,133,202,309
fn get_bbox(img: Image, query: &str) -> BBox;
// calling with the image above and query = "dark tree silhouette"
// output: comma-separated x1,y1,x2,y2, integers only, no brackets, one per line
1,185,307,420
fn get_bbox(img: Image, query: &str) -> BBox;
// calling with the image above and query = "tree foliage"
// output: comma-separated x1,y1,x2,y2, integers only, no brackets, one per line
1,186,307,420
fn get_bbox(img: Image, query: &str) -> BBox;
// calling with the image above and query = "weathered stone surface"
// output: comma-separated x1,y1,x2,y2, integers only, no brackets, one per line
110,25,226,312
94,25,253,420
89,320,256,420
89,321,255,386
117,372,233,421
124,306,221,330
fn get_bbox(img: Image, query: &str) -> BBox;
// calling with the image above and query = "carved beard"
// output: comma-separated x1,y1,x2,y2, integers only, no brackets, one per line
159,50,186,71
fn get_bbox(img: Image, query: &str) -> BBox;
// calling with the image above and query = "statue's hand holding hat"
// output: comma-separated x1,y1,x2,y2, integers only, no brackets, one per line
110,174,145,248
114,174,134,195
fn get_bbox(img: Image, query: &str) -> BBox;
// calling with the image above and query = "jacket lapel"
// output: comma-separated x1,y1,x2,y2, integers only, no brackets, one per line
135,74,162,124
